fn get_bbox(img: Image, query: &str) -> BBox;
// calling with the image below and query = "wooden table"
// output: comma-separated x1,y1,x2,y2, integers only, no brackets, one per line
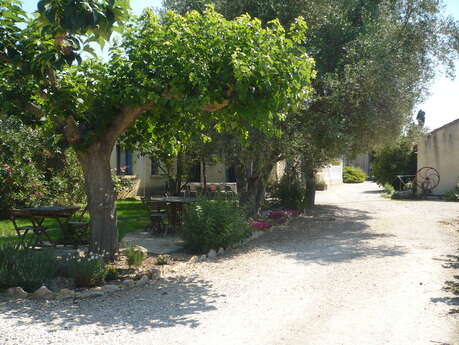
148,197,196,231
10,206,80,247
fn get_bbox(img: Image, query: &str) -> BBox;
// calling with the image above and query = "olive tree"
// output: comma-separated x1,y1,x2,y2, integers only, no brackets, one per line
164,0,459,207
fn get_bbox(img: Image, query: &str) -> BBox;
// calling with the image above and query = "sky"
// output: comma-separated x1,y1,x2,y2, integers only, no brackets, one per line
21,0,459,131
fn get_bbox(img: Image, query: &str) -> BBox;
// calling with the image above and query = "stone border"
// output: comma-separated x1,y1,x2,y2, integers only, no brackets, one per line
3,269,160,301
186,221,288,264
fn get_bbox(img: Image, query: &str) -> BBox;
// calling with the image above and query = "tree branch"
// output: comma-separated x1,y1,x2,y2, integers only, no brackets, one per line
103,101,157,149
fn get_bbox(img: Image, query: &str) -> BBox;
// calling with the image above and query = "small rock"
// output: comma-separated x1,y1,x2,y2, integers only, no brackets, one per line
199,255,207,261
252,231,263,239
217,247,225,255
122,279,135,288
207,249,217,258
56,288,75,300
76,290,105,299
148,269,160,280
188,256,199,264
102,284,121,293
137,275,149,287
7,287,28,298
32,286,53,299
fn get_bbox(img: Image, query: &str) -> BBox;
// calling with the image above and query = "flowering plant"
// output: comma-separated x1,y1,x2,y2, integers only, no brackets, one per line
284,209,303,217
63,253,107,288
267,210,287,219
249,221,273,230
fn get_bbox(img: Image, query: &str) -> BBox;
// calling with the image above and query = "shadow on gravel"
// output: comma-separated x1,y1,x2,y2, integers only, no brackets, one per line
362,190,384,194
254,204,407,265
1,275,221,332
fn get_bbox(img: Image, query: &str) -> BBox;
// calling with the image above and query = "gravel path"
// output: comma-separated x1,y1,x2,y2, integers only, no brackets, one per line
1,182,458,345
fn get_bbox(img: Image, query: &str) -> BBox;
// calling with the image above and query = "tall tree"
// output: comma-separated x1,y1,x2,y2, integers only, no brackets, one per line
164,0,459,207
1,2,315,257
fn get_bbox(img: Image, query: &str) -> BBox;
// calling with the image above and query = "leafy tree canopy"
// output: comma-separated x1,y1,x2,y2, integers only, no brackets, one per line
0,1,316,256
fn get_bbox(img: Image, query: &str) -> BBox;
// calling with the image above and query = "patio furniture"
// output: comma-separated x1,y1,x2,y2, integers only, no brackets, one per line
143,199,169,235
61,206,90,246
10,206,80,248
148,196,196,232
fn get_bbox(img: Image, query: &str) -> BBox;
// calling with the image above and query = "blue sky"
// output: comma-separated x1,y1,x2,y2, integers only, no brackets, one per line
20,0,459,130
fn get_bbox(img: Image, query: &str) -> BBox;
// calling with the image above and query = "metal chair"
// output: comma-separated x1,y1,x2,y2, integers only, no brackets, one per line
62,206,89,246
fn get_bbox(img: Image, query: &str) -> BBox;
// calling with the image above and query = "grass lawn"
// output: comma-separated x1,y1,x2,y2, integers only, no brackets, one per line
0,200,150,245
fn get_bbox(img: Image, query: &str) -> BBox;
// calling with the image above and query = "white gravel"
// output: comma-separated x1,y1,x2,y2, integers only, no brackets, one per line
1,182,458,345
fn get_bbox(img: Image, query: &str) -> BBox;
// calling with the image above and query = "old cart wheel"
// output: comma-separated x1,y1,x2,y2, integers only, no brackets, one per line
414,167,440,194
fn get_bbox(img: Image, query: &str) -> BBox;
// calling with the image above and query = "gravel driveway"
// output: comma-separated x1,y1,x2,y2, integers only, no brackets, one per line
1,182,458,345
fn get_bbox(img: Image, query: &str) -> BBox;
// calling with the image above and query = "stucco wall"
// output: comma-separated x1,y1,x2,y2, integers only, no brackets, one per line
345,153,371,175
417,119,459,195
316,161,343,186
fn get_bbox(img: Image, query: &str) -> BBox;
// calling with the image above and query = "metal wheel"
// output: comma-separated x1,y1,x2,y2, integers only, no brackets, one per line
414,167,440,194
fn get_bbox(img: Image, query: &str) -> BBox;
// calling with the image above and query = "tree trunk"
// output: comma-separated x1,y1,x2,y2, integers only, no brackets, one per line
202,158,207,195
79,146,118,259
304,167,316,208
235,161,250,205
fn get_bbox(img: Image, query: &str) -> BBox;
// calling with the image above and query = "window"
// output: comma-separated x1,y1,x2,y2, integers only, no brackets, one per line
151,157,160,176
116,146,133,175
189,162,201,182
226,165,236,182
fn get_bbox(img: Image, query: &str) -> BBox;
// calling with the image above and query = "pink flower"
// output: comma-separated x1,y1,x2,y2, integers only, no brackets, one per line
267,210,286,219
284,209,303,216
249,221,273,230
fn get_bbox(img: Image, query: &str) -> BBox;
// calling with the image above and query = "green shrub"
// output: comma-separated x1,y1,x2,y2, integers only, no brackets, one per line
125,246,146,267
444,184,459,202
383,183,395,196
0,117,85,219
105,265,120,281
271,175,306,209
155,254,171,265
371,143,417,189
181,199,250,253
315,180,327,191
343,166,367,183
0,241,58,291
62,253,107,288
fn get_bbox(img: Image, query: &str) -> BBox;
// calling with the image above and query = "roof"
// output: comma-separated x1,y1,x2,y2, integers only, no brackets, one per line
430,117,459,134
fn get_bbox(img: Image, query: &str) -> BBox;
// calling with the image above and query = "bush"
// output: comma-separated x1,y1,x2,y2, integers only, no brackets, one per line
315,180,327,191
271,175,305,209
372,143,417,189
444,184,459,202
62,253,107,288
0,117,85,219
343,166,367,183
125,246,147,267
383,183,395,196
155,254,171,265
105,265,120,281
181,199,250,253
0,241,58,292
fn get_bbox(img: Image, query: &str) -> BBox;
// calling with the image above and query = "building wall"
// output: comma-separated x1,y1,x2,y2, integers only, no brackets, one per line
417,119,459,195
110,148,228,196
345,153,371,175
316,161,343,186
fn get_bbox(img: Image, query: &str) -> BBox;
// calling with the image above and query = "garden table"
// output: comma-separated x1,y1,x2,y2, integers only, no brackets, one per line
10,206,80,247
148,197,196,231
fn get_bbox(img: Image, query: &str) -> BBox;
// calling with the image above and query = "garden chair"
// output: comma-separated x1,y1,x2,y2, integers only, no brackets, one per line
10,209,52,248
62,206,89,246
145,200,169,235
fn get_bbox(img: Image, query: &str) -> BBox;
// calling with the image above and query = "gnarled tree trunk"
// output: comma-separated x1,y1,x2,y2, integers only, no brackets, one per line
78,145,118,259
